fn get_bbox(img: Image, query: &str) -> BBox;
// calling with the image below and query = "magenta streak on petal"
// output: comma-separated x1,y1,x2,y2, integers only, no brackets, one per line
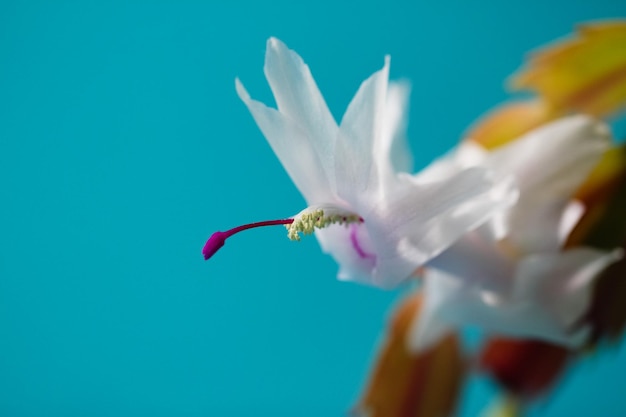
350,225,376,260
202,219,294,260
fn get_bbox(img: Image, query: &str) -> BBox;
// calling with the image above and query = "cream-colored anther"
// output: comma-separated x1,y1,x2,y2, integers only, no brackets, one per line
286,206,362,241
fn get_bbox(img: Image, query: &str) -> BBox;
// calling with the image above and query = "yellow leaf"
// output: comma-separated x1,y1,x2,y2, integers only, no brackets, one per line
510,20,626,118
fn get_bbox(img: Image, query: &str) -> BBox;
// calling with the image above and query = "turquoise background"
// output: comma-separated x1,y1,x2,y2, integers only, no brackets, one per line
1,1,625,416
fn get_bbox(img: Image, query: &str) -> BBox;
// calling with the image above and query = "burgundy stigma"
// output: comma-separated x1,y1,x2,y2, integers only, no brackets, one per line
202,218,294,260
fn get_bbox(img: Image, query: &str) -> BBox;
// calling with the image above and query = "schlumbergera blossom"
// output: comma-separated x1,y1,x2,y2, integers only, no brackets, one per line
409,115,623,351
203,37,513,288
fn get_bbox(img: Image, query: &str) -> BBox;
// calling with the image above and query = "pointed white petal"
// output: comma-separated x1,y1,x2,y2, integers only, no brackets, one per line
381,80,413,174
263,38,338,192
335,56,391,203
236,78,335,204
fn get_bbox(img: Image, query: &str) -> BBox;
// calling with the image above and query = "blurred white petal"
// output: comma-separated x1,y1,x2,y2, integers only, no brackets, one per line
411,116,618,350
489,115,611,253
558,200,585,244
412,248,621,350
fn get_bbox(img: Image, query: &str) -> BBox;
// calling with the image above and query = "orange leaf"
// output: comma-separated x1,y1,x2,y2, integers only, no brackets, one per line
354,293,465,417
464,99,556,150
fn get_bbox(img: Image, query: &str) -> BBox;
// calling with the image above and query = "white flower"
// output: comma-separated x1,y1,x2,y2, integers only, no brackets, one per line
408,115,622,350
222,37,513,288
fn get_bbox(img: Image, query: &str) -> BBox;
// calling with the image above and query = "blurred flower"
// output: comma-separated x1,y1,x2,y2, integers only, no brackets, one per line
206,37,512,288
476,144,626,414
462,21,626,413
358,18,626,417
409,116,621,350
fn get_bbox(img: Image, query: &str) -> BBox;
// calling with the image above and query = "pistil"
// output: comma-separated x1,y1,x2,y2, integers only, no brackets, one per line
202,219,294,260
202,207,364,261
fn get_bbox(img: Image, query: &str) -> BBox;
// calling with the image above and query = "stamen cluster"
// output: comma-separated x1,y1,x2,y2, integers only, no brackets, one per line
286,208,362,241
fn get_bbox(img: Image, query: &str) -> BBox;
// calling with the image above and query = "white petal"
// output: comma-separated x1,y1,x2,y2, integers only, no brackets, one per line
235,78,335,204
416,248,622,349
488,115,611,253
506,198,570,253
369,166,516,287
263,38,339,193
558,200,585,244
516,248,623,331
380,80,413,175
335,56,391,203
417,267,583,349
315,224,377,282
427,232,516,293
488,115,610,194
